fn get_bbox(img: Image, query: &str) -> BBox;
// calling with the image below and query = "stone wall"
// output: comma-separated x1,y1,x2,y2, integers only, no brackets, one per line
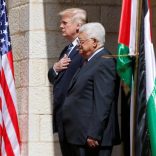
7,0,156,155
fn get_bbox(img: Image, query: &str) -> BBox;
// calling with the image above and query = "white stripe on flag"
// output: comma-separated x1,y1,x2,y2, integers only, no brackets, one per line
1,138,7,156
129,0,137,55
2,55,17,112
0,86,20,156
145,11,156,100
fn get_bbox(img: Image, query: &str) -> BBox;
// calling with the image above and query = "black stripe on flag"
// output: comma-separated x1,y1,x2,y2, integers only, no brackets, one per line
135,0,151,155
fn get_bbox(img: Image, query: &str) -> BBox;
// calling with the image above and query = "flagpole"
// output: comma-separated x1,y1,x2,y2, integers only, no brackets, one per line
131,0,143,155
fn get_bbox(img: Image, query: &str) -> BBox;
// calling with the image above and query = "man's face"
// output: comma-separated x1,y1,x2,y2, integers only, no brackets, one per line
60,14,79,41
78,32,95,59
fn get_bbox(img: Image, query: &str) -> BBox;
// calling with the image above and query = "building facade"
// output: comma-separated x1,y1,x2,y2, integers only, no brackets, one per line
7,0,156,155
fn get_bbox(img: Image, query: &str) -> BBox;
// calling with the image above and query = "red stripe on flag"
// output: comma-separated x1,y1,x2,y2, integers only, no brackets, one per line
2,121,15,156
6,51,15,79
1,69,20,145
118,0,131,46
0,98,2,137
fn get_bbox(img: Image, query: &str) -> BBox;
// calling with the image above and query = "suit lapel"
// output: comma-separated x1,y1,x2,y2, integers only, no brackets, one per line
55,46,79,85
68,46,79,59
67,49,108,92
59,45,69,59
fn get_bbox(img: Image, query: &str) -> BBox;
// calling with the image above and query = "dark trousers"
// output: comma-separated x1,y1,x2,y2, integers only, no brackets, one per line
60,141,76,156
64,144,113,156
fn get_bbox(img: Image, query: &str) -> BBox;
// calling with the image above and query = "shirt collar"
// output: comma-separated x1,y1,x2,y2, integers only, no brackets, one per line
72,38,79,47
88,47,104,61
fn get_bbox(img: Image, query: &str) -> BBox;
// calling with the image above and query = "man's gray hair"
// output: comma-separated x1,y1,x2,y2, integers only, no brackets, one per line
59,8,87,25
79,22,105,46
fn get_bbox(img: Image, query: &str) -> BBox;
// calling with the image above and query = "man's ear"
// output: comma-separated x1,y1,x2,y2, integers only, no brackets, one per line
76,23,82,33
93,38,98,48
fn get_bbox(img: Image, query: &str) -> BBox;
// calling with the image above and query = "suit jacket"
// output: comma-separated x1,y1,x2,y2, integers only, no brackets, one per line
62,48,120,146
48,45,83,140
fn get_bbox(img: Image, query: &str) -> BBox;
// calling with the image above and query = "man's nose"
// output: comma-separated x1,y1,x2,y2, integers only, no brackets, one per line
60,23,64,28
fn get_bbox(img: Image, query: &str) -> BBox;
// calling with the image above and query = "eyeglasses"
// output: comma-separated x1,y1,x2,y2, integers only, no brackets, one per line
78,38,93,45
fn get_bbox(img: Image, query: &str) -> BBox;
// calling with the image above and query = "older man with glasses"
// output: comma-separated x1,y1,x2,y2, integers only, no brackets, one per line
62,22,121,156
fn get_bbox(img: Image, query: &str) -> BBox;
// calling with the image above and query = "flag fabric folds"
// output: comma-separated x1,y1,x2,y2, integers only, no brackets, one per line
117,0,137,89
144,0,156,155
117,0,156,155
0,0,21,155
117,0,137,155
135,1,150,154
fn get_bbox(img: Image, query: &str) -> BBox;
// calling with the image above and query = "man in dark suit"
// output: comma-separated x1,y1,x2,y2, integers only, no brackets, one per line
48,8,87,156
62,22,120,156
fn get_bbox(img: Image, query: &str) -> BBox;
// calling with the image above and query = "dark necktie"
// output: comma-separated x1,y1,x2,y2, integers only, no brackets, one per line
83,59,88,66
66,43,73,56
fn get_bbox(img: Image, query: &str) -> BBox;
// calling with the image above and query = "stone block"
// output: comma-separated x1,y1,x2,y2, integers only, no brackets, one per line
46,32,67,58
29,31,47,58
45,59,56,86
28,143,54,156
29,59,46,86
105,32,118,53
20,0,29,5
14,60,29,88
45,4,64,31
74,0,121,5
152,27,156,48
29,115,40,141
19,114,28,142
29,31,67,59
19,4,29,32
7,0,21,9
152,7,156,26
101,6,121,33
16,87,29,114
40,115,53,141
82,6,101,22
29,4,45,30
30,0,59,2
152,0,156,6
8,7,20,35
14,61,21,88
20,59,29,87
11,32,29,61
21,142,28,156
29,87,52,114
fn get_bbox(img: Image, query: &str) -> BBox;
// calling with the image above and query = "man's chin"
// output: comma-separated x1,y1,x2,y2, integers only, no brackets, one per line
79,51,86,57
61,33,67,37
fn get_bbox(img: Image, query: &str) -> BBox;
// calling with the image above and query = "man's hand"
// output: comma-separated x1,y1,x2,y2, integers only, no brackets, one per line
87,137,99,148
53,54,71,72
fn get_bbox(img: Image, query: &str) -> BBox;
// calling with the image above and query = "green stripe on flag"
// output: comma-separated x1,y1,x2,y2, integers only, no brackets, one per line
117,43,133,88
147,80,156,156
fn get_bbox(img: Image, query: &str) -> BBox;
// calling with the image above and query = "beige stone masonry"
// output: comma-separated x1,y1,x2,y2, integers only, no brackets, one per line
7,0,156,155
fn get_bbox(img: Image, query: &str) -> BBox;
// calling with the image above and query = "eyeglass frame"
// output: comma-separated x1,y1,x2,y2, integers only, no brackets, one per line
77,38,97,45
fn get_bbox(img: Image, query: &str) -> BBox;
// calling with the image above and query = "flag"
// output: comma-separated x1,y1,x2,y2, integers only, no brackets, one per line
0,0,21,155
117,0,137,88
117,0,156,155
135,0,150,154
143,0,156,155
117,0,137,155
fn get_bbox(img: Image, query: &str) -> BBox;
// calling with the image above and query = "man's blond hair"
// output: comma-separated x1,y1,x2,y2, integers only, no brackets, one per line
59,8,87,25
